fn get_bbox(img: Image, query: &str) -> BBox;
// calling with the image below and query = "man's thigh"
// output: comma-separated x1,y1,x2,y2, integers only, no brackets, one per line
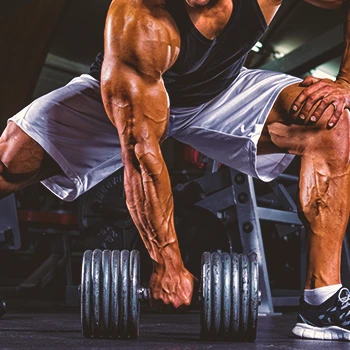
0,122,60,199
258,83,335,155
8,74,122,201
170,68,300,181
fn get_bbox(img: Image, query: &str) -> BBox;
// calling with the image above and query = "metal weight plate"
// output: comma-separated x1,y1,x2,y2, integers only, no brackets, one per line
110,250,120,338
200,252,211,340
81,250,93,338
119,250,130,339
128,250,140,339
220,253,231,340
230,253,240,339
247,252,259,342
101,250,111,338
239,254,250,339
92,249,102,337
210,252,222,340
77,169,135,251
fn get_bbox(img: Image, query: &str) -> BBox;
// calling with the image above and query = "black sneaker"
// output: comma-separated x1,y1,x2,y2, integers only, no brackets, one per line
293,287,350,341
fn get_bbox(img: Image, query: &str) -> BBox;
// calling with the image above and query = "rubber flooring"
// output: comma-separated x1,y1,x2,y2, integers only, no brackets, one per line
0,303,349,349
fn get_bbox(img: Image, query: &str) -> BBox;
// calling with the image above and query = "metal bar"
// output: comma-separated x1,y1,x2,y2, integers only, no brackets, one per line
63,235,73,286
259,25,343,75
19,254,61,289
277,174,299,183
269,181,298,212
258,207,302,225
176,167,232,197
230,169,275,314
44,53,90,76
0,195,21,250
40,256,67,288
195,187,235,214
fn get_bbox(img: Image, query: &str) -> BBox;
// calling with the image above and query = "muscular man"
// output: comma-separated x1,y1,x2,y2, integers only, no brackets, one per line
1,0,350,340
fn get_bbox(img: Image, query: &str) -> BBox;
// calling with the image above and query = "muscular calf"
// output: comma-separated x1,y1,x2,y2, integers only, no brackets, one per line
259,83,350,290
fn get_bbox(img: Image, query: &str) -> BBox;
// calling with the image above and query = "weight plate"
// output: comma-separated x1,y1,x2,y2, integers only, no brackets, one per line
92,249,102,337
81,250,93,338
128,250,140,339
110,250,120,338
220,252,231,340
77,168,140,252
247,252,259,342
101,250,111,338
239,254,250,339
210,252,222,340
231,253,240,339
200,252,211,340
119,250,130,339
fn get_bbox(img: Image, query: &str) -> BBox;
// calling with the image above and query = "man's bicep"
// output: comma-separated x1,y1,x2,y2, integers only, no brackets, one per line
103,1,180,80
101,63,170,145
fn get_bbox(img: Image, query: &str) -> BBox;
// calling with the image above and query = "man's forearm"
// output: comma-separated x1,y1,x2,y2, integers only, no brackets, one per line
101,66,184,272
337,3,350,83
123,141,184,270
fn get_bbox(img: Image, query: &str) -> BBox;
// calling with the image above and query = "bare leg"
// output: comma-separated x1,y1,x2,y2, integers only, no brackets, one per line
0,122,61,198
258,84,350,289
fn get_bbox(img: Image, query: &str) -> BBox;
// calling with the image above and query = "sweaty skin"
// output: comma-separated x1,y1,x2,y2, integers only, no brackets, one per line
259,0,350,289
101,0,350,305
100,0,284,308
0,0,349,307
259,86,350,289
101,0,194,308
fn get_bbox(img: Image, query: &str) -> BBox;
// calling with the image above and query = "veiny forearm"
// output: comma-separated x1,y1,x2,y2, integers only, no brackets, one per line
337,4,350,83
123,143,183,269
102,71,183,271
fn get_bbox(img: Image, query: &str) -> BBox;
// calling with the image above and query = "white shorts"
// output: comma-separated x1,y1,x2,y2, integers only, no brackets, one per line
9,68,301,201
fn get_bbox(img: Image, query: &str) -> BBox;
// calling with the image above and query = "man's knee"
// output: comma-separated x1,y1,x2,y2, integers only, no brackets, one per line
0,122,60,197
268,108,350,166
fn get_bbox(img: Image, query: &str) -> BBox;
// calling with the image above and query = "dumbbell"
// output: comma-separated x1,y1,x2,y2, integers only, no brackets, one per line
80,249,260,341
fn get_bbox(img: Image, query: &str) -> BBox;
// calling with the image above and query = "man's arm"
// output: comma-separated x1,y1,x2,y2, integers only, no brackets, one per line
101,0,194,307
291,0,350,127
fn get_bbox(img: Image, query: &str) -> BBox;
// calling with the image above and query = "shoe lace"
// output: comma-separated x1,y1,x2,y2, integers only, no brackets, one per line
338,287,350,306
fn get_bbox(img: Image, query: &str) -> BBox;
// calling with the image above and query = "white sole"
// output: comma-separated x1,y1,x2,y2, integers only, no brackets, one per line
292,323,350,341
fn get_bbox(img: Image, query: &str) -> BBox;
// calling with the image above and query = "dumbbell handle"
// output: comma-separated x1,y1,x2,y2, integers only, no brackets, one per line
137,286,150,302
138,286,262,305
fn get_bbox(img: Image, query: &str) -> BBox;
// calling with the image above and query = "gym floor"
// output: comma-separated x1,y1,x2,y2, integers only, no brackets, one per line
1,301,350,349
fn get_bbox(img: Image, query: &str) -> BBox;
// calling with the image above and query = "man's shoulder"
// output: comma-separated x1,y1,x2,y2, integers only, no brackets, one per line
107,0,178,43
108,0,167,14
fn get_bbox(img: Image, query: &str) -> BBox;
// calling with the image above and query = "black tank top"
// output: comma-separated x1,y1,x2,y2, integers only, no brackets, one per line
89,0,267,107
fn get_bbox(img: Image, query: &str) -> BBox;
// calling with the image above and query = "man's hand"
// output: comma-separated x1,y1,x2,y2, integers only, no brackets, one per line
291,76,350,128
149,266,196,308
